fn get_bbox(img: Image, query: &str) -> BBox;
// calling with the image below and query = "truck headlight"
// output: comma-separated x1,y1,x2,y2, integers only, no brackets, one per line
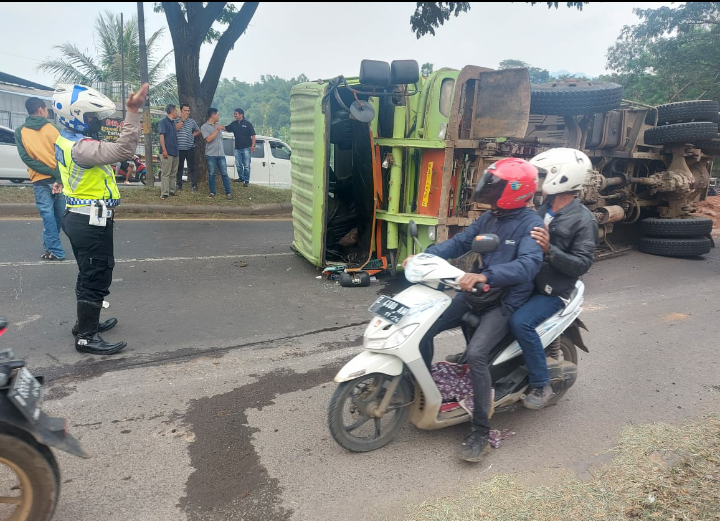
428,226,437,242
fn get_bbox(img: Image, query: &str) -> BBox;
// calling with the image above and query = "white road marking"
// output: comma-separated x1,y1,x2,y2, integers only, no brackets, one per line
0,252,295,268
14,314,42,329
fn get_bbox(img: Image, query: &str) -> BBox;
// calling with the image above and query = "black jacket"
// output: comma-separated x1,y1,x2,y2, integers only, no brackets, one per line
535,198,598,298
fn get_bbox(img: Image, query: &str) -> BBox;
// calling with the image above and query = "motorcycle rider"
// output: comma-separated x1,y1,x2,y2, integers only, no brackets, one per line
53,83,149,355
405,158,544,462
509,148,598,409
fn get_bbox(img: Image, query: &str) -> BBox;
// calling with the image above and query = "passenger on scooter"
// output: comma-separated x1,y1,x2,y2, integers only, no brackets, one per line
404,158,544,462
509,148,598,410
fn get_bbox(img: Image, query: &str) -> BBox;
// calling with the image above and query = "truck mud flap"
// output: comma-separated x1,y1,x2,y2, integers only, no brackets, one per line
565,318,589,353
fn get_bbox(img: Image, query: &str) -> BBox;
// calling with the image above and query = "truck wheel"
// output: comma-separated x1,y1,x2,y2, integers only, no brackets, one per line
644,122,718,145
637,236,712,257
640,217,714,238
656,100,720,125
328,374,411,452
696,136,720,156
530,81,623,115
0,433,60,521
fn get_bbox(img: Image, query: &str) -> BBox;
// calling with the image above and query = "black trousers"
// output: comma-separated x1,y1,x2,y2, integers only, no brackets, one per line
177,148,197,188
419,293,511,432
62,211,115,303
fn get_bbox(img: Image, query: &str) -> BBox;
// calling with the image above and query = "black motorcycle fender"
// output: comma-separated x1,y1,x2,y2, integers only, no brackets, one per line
0,398,91,459
564,318,590,353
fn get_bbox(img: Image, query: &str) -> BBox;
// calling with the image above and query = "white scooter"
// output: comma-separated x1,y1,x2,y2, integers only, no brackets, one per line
328,222,589,452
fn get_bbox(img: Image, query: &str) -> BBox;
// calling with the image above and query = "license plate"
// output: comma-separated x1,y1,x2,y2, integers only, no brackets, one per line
8,367,43,424
369,296,411,324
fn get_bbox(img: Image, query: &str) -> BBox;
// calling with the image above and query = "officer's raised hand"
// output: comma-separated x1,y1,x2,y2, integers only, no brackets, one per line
126,83,150,113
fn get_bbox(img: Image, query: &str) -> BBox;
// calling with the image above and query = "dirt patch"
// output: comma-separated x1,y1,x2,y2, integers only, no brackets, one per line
178,364,340,521
697,195,720,228
405,415,720,521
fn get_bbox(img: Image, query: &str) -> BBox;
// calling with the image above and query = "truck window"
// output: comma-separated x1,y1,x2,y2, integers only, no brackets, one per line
270,141,291,160
253,140,265,158
223,137,235,157
439,78,455,118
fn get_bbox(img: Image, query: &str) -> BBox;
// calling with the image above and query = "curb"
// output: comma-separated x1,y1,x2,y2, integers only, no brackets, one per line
0,202,293,217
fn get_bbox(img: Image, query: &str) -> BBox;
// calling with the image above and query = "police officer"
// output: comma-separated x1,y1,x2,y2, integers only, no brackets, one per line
53,83,149,355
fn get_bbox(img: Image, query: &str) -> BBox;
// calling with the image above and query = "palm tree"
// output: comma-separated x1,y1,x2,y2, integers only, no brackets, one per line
38,11,177,106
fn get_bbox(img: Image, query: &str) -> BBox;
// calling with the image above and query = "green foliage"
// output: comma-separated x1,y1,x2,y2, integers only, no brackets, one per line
421,63,434,79
38,11,177,106
210,74,309,143
606,3,720,104
498,59,552,84
411,2,587,38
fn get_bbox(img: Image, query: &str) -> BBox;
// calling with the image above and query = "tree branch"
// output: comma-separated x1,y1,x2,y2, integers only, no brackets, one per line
196,2,228,43
162,2,189,48
200,2,259,99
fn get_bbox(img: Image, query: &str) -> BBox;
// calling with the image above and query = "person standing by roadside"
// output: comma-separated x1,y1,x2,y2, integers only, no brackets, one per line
201,108,232,200
225,108,255,187
159,104,179,200
52,82,149,355
14,97,66,261
174,103,201,192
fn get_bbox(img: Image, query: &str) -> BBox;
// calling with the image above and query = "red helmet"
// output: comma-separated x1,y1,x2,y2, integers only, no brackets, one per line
473,158,539,210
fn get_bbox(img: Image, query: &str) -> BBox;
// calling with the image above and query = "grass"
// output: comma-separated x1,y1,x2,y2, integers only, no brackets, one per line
404,415,720,521
0,183,291,207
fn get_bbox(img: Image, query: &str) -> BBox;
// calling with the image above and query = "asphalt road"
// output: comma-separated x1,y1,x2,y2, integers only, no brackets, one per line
1,218,719,521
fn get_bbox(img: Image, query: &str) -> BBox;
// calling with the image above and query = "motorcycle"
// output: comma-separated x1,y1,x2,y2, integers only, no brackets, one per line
0,318,90,521
327,222,589,452
112,156,147,185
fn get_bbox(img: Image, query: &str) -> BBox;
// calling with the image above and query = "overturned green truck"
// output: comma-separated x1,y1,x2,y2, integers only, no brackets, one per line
289,60,718,276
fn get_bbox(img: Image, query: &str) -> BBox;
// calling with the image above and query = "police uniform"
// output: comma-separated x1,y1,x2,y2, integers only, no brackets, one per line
55,111,141,354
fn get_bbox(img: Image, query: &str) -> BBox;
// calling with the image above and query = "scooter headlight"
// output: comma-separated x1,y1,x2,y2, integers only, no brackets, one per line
366,324,419,350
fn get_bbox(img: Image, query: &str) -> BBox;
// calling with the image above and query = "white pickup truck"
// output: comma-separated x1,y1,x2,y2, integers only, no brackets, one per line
0,125,30,183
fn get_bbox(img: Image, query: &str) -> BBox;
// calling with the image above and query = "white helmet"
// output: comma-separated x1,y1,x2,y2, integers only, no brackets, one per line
52,84,116,132
529,148,593,195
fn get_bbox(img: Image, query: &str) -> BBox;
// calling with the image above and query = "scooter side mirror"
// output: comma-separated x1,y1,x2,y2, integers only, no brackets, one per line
471,234,500,254
408,221,419,239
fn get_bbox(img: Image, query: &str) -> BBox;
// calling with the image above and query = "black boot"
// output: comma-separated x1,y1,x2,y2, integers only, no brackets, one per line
71,317,117,336
74,300,127,355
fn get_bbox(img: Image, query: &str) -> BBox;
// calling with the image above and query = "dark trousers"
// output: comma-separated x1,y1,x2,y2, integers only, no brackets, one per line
62,211,115,303
508,293,565,388
419,294,510,432
177,148,197,188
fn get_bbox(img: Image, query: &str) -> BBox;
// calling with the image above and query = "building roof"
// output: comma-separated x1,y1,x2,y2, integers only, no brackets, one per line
0,72,53,91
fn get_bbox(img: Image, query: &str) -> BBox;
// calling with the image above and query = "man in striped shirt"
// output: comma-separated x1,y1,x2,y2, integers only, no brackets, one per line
175,104,201,192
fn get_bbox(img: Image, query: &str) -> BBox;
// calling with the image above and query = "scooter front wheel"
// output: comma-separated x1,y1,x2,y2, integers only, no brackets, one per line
0,433,60,521
328,373,411,452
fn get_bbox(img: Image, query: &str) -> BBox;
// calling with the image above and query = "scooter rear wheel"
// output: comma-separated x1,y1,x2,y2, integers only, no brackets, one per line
328,373,411,452
0,433,59,521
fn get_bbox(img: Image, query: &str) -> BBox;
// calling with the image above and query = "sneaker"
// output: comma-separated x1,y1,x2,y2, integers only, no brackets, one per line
191,186,198,192
233,179,242,183
226,194,233,200
169,192,177,197
160,195,168,200
209,193,215,198
243,182,249,187
458,429,489,462
445,352,464,364
523,384,554,410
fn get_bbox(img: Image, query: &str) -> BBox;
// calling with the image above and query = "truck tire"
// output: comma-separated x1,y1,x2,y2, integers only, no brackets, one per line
637,236,712,257
656,100,720,125
640,217,713,238
644,122,718,145
697,136,720,156
530,81,623,115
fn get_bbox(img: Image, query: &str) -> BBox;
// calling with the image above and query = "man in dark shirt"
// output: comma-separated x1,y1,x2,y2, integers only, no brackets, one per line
158,104,179,200
225,108,256,187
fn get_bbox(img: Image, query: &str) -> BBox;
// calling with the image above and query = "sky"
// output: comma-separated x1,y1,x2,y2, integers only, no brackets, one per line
2,2,671,89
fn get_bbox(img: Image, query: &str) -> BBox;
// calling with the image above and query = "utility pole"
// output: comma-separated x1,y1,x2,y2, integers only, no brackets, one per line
137,2,154,185
120,13,126,120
